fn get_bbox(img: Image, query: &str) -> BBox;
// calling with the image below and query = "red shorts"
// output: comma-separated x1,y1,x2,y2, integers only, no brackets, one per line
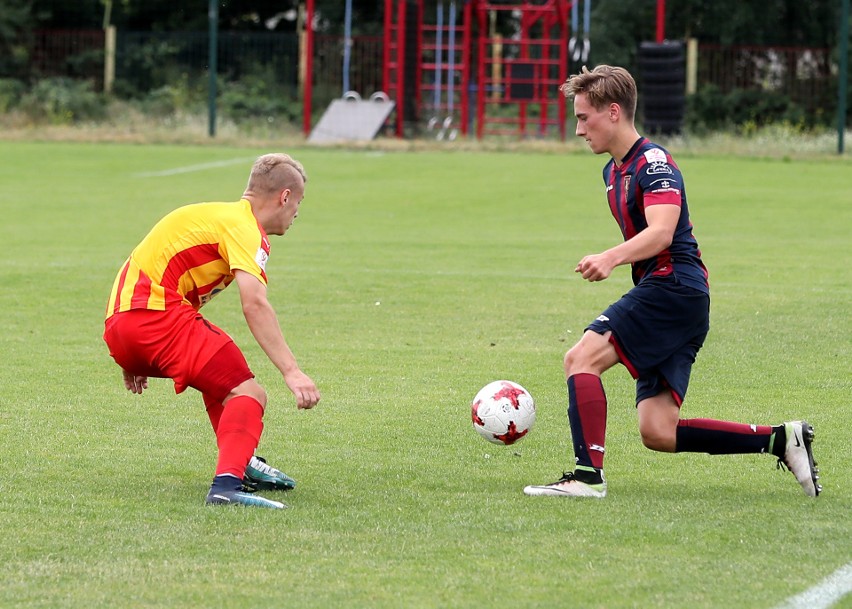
103,306,254,403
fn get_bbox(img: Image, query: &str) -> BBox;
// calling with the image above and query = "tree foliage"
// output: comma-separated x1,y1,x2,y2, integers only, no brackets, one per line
14,0,844,47
0,0,34,78
664,0,838,46
588,0,840,69
25,0,378,33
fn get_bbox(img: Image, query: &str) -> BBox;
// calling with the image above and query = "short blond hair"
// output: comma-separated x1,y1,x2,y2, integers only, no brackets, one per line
559,65,637,121
246,153,307,195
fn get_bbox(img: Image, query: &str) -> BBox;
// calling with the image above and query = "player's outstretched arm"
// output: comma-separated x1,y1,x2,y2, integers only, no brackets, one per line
234,270,321,409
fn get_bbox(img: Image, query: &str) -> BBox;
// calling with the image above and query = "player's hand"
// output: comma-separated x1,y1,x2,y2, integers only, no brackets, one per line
122,370,148,394
575,253,615,282
283,369,321,410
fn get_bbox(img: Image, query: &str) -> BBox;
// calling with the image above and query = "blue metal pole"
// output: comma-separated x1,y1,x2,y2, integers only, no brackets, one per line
435,3,443,113
447,1,456,115
343,0,353,94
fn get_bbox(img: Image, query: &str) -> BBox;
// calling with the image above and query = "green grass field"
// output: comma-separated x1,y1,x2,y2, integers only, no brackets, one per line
0,141,849,609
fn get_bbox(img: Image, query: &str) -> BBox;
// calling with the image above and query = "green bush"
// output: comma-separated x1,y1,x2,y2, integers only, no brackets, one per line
134,72,206,117
218,70,300,125
113,38,183,99
686,84,816,134
0,78,25,113
19,78,107,124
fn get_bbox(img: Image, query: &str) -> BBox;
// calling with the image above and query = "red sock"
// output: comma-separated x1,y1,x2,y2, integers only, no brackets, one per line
567,373,608,470
214,396,264,479
203,394,224,433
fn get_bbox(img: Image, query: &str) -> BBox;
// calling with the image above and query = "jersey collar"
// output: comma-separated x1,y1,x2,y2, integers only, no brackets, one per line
619,137,647,166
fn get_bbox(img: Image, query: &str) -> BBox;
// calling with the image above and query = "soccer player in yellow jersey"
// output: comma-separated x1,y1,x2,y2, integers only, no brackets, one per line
104,153,320,509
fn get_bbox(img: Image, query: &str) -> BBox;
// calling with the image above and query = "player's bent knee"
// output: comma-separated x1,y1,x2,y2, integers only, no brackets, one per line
227,379,267,409
564,332,617,377
563,343,601,376
563,346,585,376
639,424,676,452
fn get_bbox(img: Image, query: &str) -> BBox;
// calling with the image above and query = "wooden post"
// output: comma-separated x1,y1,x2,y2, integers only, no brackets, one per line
491,35,502,101
686,37,697,95
103,25,116,94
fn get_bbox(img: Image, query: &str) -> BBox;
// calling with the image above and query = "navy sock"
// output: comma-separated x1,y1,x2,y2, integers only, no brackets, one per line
572,465,604,485
769,424,786,458
675,419,778,455
208,473,242,495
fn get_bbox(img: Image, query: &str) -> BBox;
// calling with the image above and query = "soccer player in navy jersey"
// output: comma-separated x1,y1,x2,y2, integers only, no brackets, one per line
523,65,821,498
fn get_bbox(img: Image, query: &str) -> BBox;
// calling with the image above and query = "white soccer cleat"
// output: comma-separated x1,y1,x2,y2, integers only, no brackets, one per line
779,421,821,497
523,472,607,498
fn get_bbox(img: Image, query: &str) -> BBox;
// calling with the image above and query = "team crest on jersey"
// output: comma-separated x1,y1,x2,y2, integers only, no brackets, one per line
255,247,269,270
643,148,667,164
644,147,673,176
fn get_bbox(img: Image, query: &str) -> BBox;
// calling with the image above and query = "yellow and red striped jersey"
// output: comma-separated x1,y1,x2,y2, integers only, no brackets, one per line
106,199,270,319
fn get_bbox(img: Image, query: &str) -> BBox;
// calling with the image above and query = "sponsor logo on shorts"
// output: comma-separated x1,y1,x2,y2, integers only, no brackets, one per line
596,314,610,322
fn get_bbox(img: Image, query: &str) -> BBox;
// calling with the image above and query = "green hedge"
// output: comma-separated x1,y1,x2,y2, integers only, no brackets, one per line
19,77,107,123
686,84,818,133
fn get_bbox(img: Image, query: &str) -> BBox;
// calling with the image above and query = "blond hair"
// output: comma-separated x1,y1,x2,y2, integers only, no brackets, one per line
559,65,637,121
246,153,307,195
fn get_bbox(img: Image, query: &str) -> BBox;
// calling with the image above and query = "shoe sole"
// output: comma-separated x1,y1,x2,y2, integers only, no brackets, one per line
206,493,287,509
523,485,606,498
800,420,822,496
246,479,296,491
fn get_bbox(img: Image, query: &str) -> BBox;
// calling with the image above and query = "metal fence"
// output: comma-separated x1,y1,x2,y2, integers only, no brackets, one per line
109,30,301,98
25,29,383,108
697,43,834,113
313,34,385,98
16,30,837,123
29,29,105,84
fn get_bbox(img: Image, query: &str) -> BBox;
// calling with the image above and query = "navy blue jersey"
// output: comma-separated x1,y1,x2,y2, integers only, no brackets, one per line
602,138,709,293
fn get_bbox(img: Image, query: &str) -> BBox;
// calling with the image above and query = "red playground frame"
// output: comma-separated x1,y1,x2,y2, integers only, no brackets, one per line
303,0,573,140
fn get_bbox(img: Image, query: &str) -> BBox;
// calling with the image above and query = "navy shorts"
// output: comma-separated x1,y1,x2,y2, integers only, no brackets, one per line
586,278,710,406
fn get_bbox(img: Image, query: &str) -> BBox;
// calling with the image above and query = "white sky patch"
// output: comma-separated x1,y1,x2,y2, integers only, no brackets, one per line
134,157,256,177
773,563,852,609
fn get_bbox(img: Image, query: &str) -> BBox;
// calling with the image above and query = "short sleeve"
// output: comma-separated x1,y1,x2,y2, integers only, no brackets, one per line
637,147,683,207
220,223,269,285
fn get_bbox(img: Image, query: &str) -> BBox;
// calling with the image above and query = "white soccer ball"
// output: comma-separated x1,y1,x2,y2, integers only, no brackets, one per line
471,380,536,445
